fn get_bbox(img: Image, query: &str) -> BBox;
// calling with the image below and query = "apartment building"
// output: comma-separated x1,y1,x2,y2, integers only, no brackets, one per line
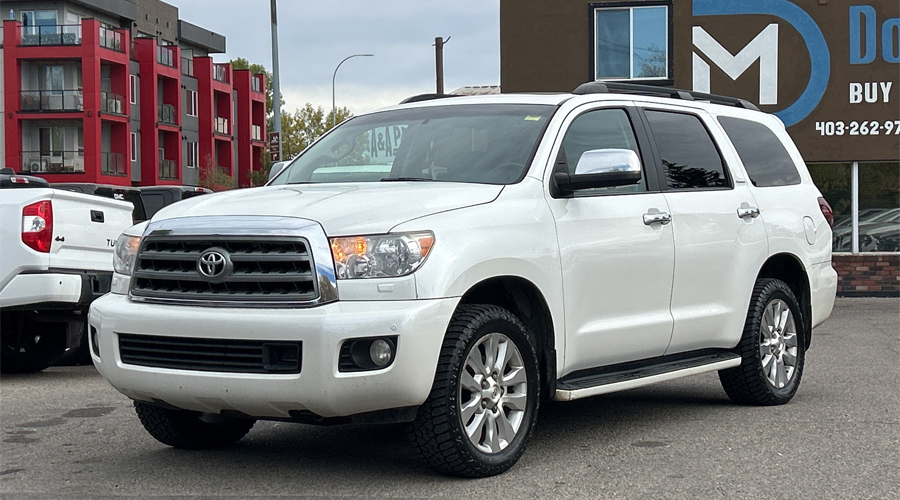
2,0,267,187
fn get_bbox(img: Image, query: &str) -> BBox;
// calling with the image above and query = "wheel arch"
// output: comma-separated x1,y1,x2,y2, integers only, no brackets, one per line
756,253,812,348
456,276,557,400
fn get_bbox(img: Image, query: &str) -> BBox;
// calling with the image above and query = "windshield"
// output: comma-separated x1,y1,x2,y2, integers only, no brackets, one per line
269,104,556,185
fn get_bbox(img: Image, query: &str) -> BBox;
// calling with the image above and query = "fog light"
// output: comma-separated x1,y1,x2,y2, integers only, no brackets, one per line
90,326,100,358
370,339,393,367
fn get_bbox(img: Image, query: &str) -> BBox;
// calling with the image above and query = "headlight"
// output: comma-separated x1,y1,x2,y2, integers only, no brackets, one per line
113,234,141,275
330,232,434,279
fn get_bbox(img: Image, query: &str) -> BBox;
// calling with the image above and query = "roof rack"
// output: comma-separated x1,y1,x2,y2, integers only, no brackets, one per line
572,82,760,111
399,93,462,104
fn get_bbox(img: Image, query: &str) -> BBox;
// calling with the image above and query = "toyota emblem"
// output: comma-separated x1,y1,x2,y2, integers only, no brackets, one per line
197,248,233,281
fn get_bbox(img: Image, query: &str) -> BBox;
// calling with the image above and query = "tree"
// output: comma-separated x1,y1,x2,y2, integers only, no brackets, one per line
280,104,352,160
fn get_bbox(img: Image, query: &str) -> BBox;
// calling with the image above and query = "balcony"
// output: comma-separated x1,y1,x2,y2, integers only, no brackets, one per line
156,45,176,68
158,104,177,125
215,117,229,135
20,90,83,112
213,64,230,83
159,159,178,180
100,91,125,115
181,57,194,77
20,25,82,46
251,124,263,141
99,26,125,52
101,152,126,176
22,151,84,173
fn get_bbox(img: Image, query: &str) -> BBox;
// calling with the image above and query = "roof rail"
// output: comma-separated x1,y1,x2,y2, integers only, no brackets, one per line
572,82,760,111
399,93,462,104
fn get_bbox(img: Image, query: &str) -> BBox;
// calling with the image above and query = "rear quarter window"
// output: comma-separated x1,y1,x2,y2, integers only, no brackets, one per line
718,116,801,187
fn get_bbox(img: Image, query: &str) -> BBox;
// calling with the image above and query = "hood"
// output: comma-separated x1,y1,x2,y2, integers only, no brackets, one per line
151,182,503,235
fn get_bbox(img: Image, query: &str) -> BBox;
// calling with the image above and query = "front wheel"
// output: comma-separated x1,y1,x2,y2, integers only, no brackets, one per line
134,401,256,449
719,278,806,405
409,304,540,477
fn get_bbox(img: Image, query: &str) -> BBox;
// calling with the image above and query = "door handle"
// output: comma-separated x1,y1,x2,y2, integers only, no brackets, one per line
643,211,672,225
737,206,760,219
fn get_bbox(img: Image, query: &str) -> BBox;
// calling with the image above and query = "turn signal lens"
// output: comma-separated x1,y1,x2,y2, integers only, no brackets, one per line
330,232,435,279
21,200,53,253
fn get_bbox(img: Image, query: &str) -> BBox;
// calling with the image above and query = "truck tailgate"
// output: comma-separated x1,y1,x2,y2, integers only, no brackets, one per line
48,190,134,272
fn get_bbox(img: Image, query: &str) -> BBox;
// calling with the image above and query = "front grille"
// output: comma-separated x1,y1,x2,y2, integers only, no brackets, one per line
130,236,318,306
118,333,302,373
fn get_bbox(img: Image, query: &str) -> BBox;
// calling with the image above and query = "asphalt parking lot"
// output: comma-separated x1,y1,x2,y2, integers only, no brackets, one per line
1,297,898,500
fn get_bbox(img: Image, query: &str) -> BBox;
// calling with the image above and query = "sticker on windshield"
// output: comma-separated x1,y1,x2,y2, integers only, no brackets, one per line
524,116,542,121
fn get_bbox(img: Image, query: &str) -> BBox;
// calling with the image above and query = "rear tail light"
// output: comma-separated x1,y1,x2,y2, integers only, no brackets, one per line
818,197,834,228
22,200,53,253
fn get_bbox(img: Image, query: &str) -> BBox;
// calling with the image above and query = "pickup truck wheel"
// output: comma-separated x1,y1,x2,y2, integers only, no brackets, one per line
409,304,540,477
134,401,256,449
0,312,67,374
719,278,805,405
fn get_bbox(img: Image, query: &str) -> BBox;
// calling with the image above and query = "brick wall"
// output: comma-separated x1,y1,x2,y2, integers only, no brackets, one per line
833,254,900,297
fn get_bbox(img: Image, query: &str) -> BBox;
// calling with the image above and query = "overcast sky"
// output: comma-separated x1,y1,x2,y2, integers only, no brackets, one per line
174,0,500,116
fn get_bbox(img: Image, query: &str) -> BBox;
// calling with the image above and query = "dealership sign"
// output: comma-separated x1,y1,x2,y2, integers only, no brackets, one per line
676,0,899,162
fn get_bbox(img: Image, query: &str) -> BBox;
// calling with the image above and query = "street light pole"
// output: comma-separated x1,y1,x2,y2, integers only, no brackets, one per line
332,53,373,129
270,0,282,161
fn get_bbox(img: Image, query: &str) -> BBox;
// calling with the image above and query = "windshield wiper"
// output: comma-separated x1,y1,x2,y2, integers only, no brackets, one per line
380,177,435,182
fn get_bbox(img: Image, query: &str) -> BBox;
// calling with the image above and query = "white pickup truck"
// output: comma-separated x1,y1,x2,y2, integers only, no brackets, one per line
0,173,133,373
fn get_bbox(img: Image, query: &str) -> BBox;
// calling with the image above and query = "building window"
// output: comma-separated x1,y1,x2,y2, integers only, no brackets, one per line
592,3,670,81
130,75,137,104
185,89,198,117
186,142,198,168
131,133,138,162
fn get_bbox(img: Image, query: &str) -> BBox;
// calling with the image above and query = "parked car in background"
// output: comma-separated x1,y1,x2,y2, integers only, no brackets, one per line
52,184,212,223
832,207,900,252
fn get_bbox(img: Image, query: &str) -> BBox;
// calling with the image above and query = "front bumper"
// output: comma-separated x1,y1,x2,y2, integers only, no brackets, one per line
88,293,458,419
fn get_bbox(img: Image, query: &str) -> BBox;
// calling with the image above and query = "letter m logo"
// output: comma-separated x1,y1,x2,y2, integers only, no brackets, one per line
692,24,779,105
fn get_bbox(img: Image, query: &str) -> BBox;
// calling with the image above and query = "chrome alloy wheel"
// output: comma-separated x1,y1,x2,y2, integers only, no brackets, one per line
458,332,528,454
759,298,799,389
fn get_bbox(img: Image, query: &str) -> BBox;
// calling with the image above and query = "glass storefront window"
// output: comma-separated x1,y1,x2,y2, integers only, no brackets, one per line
858,162,900,253
809,162,900,254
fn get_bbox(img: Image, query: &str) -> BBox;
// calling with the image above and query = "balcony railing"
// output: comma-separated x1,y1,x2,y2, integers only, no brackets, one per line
20,25,82,46
215,117,229,135
101,152,126,176
159,159,178,180
181,57,194,77
158,104,177,125
251,76,262,93
213,64,229,83
22,151,85,173
99,26,125,52
251,124,262,141
20,90,83,112
156,45,176,67
100,91,125,115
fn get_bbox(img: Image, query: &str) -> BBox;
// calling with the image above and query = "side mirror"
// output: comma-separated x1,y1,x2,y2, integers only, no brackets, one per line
553,148,642,195
267,161,288,183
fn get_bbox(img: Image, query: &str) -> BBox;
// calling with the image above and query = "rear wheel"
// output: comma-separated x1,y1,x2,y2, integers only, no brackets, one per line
134,401,256,449
0,312,67,374
409,304,540,477
719,278,805,405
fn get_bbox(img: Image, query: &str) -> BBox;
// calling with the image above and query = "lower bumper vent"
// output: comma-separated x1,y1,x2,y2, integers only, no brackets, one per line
118,333,301,374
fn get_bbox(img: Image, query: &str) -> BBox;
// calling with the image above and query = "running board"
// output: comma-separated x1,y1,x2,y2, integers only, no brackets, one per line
553,350,741,402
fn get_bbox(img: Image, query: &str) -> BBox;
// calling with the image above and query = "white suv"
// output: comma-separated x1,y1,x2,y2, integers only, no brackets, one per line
90,83,837,477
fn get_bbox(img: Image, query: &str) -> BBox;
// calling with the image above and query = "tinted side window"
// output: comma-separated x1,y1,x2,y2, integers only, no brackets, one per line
141,193,168,219
561,108,646,194
644,110,729,190
718,116,801,187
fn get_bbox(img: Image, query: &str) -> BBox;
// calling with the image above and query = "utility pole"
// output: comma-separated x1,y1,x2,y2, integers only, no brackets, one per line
270,0,282,162
434,36,449,94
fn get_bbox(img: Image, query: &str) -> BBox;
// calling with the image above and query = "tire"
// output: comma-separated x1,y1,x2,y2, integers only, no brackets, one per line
134,401,256,449
409,304,540,478
719,278,806,405
0,312,67,374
